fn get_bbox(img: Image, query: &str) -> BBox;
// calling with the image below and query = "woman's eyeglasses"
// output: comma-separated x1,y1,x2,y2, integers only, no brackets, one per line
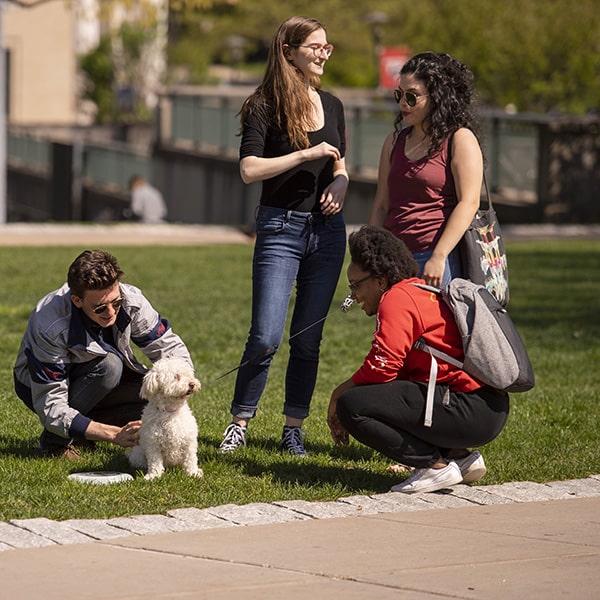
296,43,334,58
393,89,428,107
92,298,123,315
348,275,373,293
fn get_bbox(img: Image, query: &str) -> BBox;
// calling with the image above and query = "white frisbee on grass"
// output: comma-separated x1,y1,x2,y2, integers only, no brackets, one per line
68,471,134,485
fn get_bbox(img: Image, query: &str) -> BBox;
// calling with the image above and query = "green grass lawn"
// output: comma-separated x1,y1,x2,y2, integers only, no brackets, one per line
0,239,598,521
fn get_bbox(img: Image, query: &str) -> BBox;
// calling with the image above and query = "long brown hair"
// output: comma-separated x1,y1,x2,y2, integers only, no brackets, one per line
239,16,326,150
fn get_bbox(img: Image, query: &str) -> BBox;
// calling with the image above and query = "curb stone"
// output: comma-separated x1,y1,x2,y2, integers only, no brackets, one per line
1,475,599,552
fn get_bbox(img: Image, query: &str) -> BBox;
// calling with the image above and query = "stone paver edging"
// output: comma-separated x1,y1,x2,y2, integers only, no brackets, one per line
2,474,599,552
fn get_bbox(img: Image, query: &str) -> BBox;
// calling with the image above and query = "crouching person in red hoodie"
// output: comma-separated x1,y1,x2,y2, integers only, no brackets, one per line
327,226,509,493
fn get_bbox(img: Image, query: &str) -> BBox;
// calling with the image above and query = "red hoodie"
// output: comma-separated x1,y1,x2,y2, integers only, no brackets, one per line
352,278,483,392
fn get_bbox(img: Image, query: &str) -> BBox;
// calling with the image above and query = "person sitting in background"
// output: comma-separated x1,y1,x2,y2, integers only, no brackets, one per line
128,175,167,223
327,226,509,494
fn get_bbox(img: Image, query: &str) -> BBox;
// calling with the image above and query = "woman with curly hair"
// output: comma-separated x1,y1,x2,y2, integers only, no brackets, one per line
218,16,348,456
368,52,483,288
327,226,509,494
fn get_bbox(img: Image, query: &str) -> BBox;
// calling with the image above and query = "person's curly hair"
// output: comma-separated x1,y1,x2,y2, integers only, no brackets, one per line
67,250,124,297
348,226,419,287
394,51,481,159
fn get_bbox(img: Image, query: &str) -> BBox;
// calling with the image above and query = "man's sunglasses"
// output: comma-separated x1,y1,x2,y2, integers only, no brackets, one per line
393,89,429,107
92,298,123,315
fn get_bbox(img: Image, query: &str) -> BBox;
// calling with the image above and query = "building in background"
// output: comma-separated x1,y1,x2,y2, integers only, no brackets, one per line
4,1,79,124
2,0,166,126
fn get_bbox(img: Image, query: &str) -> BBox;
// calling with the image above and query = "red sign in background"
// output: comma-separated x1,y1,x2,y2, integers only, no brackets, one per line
379,46,412,89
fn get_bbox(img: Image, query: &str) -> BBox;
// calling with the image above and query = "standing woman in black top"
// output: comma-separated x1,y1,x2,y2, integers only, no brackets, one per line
219,16,348,456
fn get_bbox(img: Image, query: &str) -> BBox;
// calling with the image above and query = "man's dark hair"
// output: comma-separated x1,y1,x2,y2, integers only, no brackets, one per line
348,226,419,286
128,174,143,190
67,250,124,297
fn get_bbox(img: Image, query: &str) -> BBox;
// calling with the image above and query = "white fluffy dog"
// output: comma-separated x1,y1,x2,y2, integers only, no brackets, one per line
128,357,203,480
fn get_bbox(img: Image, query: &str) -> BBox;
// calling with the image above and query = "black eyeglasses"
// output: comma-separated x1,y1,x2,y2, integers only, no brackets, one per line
348,275,373,293
92,298,123,315
393,89,429,107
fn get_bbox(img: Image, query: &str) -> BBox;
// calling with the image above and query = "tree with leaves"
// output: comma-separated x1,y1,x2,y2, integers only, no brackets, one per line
166,0,600,114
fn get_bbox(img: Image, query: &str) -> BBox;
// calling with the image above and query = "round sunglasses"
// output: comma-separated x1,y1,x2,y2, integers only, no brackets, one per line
393,89,429,107
91,297,123,315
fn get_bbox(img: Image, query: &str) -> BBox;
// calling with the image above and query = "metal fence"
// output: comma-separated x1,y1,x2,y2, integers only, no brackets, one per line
7,132,51,173
7,92,554,201
82,144,153,190
160,92,545,197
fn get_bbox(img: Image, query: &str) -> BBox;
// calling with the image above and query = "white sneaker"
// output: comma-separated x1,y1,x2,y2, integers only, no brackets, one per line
391,461,462,494
454,451,487,484
219,422,247,453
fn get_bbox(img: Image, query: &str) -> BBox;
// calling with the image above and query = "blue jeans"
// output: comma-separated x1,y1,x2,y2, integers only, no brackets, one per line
17,353,145,452
412,247,462,288
231,206,346,421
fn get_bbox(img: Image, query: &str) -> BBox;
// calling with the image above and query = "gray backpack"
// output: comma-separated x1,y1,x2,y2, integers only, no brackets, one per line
411,279,534,426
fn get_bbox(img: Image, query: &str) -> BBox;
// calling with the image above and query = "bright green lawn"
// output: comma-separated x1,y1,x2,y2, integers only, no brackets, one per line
0,240,598,521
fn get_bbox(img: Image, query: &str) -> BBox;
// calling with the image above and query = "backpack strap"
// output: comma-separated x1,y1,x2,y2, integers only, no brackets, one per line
410,282,463,427
423,346,438,428
410,282,440,294
413,337,464,370
449,129,492,213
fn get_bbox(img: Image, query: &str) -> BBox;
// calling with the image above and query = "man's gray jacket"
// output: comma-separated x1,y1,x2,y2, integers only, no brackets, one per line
13,282,192,439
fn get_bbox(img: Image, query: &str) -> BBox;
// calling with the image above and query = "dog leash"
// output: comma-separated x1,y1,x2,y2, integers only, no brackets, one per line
207,294,355,386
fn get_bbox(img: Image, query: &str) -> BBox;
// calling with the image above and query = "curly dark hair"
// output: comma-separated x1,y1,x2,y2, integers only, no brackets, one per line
394,51,481,158
67,250,124,297
348,226,419,286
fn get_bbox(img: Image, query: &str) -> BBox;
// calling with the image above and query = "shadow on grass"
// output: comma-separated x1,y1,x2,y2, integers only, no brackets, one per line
206,433,399,494
0,434,137,476
240,456,396,494
0,435,41,459
66,453,136,476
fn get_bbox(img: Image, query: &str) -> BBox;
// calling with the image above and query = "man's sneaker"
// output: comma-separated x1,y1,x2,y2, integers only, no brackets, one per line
219,422,247,453
391,461,462,494
454,450,487,484
278,426,307,457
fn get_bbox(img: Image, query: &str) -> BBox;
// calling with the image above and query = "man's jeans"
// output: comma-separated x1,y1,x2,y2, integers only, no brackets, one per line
231,206,346,421
19,353,145,452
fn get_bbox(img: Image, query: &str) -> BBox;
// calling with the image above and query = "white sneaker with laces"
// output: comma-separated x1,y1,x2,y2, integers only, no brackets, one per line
390,461,462,494
454,451,487,484
219,422,247,453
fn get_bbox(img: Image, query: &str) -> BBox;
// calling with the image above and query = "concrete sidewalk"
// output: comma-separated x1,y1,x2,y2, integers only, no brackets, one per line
0,222,599,247
1,487,599,599
0,223,254,246
1,476,600,598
